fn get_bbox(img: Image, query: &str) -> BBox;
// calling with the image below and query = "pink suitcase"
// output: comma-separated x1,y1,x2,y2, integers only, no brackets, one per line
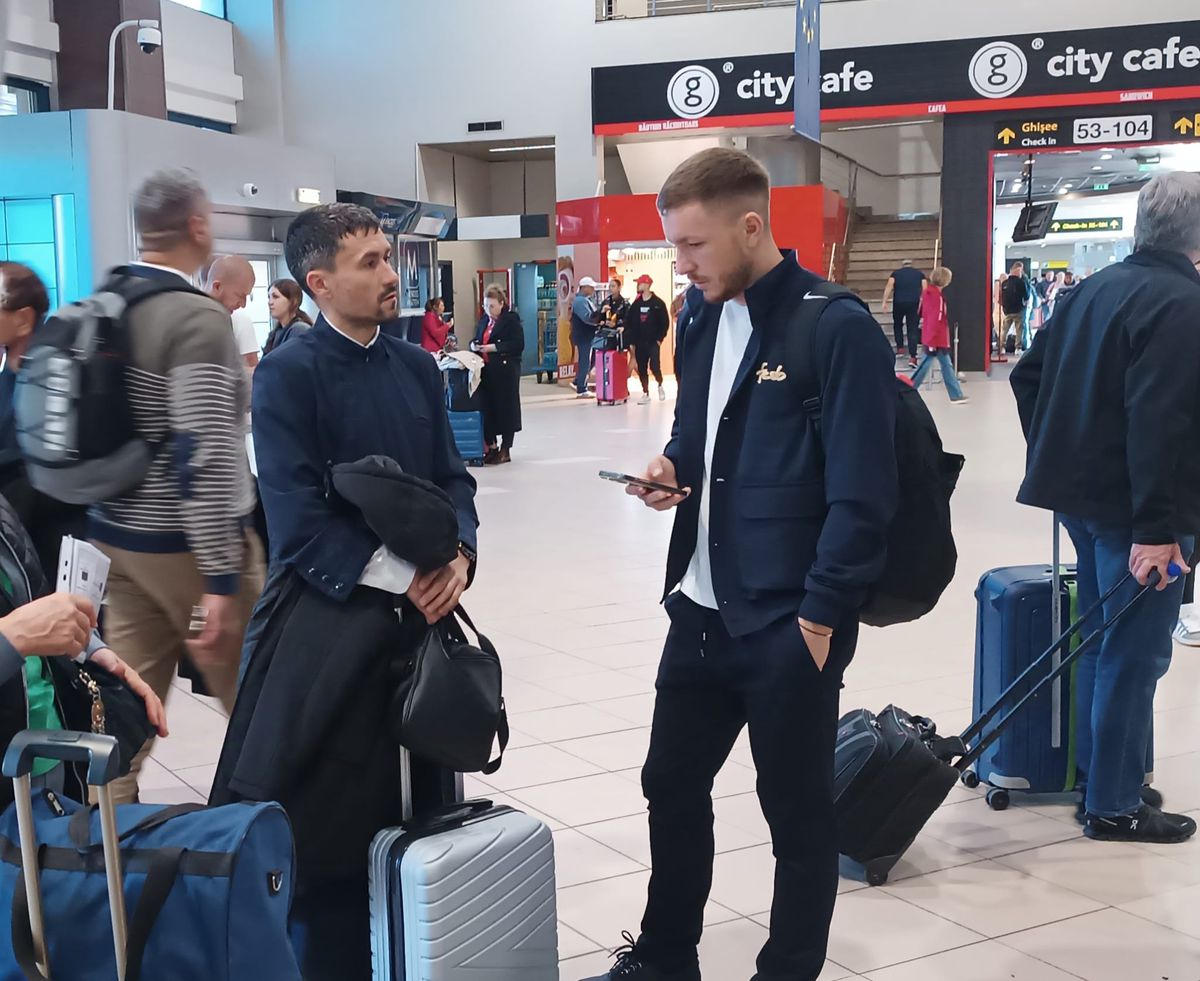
595,349,629,405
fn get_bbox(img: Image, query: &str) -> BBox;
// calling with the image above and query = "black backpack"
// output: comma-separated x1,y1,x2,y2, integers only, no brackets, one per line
14,268,203,505
1001,274,1027,311
788,283,965,627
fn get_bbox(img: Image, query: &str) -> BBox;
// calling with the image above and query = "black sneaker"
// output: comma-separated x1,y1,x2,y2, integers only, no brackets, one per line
1074,785,1164,825
1084,804,1197,843
579,933,701,981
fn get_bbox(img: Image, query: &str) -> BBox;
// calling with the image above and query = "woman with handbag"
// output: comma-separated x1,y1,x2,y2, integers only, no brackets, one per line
0,492,166,807
471,284,525,465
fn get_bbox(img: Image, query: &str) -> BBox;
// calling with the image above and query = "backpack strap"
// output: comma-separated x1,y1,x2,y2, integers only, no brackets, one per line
674,285,707,372
786,281,872,439
102,266,209,309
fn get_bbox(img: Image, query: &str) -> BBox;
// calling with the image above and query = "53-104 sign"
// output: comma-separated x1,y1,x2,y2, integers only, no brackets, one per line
1073,115,1153,144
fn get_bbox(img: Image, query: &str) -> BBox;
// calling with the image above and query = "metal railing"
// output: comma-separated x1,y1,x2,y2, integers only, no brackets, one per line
598,0,814,21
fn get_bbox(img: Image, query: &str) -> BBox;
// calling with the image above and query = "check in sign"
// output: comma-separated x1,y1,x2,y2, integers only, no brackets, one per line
1072,115,1153,144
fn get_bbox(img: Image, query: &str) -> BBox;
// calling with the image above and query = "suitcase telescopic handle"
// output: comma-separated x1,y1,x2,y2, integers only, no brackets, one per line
959,566,1177,772
2,730,121,785
4,732,129,980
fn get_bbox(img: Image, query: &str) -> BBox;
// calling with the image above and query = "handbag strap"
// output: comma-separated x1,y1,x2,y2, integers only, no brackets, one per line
12,843,184,981
68,802,204,850
451,605,489,647
480,702,509,776
450,606,508,776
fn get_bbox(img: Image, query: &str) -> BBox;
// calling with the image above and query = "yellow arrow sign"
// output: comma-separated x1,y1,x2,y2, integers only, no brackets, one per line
1176,116,1195,134
998,127,1016,145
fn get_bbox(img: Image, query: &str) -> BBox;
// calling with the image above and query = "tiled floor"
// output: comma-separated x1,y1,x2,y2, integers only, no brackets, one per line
147,367,1200,981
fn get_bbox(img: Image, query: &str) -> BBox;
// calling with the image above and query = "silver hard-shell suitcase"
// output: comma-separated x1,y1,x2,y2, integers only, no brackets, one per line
368,750,559,980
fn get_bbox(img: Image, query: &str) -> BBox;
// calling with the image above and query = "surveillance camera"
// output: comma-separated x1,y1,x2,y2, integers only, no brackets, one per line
137,26,162,54
241,183,260,198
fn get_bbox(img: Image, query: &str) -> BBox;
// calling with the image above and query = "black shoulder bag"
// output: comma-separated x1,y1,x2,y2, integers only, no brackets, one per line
396,606,508,775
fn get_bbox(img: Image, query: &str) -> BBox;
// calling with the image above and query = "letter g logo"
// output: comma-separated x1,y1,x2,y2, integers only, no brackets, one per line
667,66,721,120
968,41,1028,99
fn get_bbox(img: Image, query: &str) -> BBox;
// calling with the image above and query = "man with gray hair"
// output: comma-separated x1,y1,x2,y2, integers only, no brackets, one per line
90,169,264,802
1012,171,1200,844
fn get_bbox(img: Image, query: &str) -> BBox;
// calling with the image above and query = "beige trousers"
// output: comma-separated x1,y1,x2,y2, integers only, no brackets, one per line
95,531,265,803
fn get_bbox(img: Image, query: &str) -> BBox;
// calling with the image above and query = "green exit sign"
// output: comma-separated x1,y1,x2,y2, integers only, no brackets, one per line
1094,182,1110,191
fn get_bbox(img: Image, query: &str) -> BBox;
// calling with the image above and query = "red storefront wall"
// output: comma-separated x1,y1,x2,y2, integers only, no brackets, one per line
556,186,846,279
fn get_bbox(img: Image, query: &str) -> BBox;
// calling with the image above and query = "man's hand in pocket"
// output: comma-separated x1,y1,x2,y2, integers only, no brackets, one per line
798,618,832,672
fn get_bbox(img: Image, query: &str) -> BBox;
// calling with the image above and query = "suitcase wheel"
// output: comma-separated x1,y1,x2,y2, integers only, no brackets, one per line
865,860,892,887
961,770,981,789
986,788,1011,811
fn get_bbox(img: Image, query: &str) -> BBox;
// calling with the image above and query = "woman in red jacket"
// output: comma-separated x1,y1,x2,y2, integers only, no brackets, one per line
421,297,453,354
911,266,968,403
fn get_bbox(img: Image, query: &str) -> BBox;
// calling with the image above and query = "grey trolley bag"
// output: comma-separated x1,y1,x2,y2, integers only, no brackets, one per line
368,748,560,980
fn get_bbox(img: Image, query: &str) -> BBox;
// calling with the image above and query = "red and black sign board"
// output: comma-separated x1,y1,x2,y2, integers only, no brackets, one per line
593,21,1200,135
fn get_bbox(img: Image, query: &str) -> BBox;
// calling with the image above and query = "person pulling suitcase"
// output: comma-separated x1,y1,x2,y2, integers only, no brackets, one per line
1011,171,1200,844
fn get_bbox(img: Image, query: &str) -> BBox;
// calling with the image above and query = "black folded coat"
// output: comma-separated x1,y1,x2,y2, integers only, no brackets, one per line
329,455,460,572
210,455,465,885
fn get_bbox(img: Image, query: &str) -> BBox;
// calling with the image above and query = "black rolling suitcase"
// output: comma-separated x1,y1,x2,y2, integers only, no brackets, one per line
834,565,1173,886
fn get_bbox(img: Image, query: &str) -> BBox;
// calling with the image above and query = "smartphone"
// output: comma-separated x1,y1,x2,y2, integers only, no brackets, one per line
599,470,687,497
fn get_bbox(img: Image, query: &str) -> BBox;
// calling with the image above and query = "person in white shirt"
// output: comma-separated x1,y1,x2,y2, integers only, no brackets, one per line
205,254,259,372
585,149,897,981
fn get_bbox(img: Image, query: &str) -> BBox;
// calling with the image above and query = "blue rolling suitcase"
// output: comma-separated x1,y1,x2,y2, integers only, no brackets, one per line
971,563,1080,808
447,411,486,466
836,567,1166,884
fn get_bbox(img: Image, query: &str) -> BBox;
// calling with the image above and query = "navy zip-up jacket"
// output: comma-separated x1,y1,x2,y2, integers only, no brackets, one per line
251,316,478,598
1012,250,1200,544
663,254,898,637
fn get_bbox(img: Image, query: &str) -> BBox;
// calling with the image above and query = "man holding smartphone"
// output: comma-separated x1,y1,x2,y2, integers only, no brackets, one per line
584,149,897,981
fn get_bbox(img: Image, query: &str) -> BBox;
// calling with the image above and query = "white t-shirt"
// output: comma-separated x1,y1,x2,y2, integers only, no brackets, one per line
679,299,754,610
231,309,260,358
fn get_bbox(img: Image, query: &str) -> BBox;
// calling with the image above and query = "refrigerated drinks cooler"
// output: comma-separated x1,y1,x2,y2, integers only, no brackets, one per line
512,260,557,382
336,191,456,343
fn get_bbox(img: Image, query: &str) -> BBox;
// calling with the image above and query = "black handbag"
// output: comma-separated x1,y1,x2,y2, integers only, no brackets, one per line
396,606,508,775
45,657,156,775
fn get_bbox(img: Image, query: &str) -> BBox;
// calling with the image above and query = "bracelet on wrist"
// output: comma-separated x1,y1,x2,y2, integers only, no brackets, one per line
800,623,833,638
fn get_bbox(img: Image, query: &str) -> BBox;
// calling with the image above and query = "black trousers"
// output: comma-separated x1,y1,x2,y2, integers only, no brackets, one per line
635,341,664,392
892,302,920,356
638,593,856,980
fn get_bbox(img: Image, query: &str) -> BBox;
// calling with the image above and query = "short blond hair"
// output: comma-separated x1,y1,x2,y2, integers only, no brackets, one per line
930,267,953,288
657,148,770,219
484,283,508,307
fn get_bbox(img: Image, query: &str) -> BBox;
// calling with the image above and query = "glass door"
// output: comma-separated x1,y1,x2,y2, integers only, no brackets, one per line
245,259,275,351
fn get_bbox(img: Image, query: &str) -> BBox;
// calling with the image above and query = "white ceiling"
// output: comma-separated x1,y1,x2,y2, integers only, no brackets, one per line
994,141,1200,203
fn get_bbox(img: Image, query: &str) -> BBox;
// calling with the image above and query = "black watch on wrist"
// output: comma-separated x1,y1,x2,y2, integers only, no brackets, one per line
458,542,478,564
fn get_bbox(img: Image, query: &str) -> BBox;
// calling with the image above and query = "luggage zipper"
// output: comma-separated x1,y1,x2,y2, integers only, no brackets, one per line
835,731,877,783
44,790,66,817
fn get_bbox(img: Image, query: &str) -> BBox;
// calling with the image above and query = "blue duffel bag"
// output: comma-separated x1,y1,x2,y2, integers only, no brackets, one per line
0,731,301,981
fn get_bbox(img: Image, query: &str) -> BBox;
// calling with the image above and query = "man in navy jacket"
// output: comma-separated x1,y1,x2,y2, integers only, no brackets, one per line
583,149,897,981
246,203,478,979
1012,172,1200,845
